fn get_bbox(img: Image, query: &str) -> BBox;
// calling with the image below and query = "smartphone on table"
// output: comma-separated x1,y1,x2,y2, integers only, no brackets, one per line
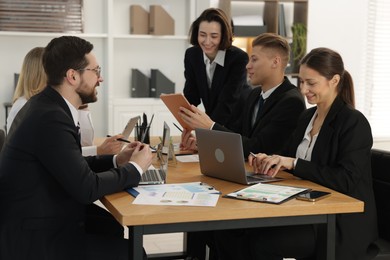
296,190,331,202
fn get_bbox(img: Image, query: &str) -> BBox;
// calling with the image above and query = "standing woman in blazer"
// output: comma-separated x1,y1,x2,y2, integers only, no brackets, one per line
214,48,378,260
184,8,249,126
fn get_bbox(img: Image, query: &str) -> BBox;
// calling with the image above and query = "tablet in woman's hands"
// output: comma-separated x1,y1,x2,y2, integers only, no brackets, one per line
160,93,193,130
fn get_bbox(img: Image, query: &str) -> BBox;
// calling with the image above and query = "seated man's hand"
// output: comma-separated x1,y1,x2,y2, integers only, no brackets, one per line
116,142,153,172
97,134,124,155
129,143,153,173
180,128,198,152
179,105,214,130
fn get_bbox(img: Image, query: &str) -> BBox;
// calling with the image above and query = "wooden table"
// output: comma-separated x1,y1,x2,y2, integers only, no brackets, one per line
100,158,364,260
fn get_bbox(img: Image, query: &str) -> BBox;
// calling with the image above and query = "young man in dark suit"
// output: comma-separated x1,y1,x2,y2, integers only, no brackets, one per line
179,33,306,260
180,33,306,157
0,36,152,260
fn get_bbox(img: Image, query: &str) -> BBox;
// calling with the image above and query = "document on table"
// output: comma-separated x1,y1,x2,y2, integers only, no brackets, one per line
130,182,220,207
175,154,199,163
225,183,309,204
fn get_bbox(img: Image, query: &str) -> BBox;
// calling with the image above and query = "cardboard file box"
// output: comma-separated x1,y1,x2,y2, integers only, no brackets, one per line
149,5,174,35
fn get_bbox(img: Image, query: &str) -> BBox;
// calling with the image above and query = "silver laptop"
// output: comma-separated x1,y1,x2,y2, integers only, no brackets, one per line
122,116,140,140
195,128,282,185
139,122,170,185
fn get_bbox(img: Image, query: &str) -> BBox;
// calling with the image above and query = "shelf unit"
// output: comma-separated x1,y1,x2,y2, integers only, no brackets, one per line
0,0,210,137
231,0,308,65
0,0,307,136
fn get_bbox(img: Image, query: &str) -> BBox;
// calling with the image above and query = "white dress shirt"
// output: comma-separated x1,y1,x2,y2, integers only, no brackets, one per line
203,50,226,88
296,110,319,161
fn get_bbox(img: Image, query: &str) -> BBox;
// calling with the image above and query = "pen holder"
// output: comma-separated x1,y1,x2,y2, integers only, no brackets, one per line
135,125,150,144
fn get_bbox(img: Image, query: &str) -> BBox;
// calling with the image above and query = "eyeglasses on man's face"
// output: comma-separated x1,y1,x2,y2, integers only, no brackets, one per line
77,66,101,78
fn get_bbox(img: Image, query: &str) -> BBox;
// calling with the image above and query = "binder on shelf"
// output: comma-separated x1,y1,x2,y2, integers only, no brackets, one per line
234,25,267,37
149,5,174,35
131,69,150,98
130,5,149,34
150,69,175,97
278,4,287,37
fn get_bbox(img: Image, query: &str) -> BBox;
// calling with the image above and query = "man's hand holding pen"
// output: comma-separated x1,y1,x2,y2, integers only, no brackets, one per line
97,134,124,155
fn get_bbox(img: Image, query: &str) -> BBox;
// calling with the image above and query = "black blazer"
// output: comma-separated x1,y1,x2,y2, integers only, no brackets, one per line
0,86,141,259
183,45,249,126
284,97,378,260
214,77,306,157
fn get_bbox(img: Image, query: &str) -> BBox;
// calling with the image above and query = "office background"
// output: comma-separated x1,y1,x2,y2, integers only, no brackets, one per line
0,0,389,149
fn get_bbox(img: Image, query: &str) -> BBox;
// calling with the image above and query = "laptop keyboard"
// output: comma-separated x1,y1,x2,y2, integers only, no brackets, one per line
142,169,166,182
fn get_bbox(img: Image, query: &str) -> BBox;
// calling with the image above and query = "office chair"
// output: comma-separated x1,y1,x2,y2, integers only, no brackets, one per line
370,149,390,260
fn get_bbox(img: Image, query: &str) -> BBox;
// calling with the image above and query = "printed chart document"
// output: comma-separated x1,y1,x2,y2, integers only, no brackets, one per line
129,182,220,207
225,183,309,204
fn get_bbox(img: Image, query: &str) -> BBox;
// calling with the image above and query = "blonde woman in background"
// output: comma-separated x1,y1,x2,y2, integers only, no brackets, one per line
6,47,47,133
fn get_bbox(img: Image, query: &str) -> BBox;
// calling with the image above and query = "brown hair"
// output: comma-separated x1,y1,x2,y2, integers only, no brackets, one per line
188,8,233,50
251,33,290,68
13,47,47,103
300,47,355,108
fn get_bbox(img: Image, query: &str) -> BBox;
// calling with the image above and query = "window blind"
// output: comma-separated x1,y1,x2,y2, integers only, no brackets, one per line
0,0,83,33
362,0,390,139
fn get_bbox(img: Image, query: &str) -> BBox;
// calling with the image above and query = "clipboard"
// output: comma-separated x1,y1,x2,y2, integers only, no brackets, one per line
160,93,193,130
224,183,310,204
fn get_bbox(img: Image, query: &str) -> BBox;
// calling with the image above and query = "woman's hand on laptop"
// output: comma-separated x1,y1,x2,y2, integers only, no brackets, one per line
250,153,295,177
179,105,214,130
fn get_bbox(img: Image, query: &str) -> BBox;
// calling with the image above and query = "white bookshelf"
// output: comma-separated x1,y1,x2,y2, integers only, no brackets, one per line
0,0,211,137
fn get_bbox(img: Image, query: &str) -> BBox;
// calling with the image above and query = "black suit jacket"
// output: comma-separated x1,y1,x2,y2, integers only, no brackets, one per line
183,45,249,126
283,97,378,259
0,86,140,259
213,77,306,157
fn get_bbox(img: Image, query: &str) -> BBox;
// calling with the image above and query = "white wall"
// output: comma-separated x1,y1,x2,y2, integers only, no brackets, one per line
307,0,369,111
0,0,373,139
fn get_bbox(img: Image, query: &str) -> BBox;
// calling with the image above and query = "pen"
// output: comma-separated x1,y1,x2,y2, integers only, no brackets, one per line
106,135,131,143
250,152,257,157
173,122,183,132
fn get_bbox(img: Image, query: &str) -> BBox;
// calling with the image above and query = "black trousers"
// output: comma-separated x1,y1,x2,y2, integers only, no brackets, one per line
86,203,124,238
213,225,317,260
85,203,147,260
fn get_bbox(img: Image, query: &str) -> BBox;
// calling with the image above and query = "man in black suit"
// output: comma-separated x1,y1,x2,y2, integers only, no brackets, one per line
180,33,306,157
179,33,306,260
0,36,153,260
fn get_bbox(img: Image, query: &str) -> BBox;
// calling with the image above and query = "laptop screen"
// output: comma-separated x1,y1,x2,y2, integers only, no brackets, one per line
122,116,140,140
158,122,170,170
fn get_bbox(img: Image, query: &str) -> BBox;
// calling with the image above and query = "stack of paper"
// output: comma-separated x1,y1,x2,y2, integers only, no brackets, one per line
128,182,220,207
